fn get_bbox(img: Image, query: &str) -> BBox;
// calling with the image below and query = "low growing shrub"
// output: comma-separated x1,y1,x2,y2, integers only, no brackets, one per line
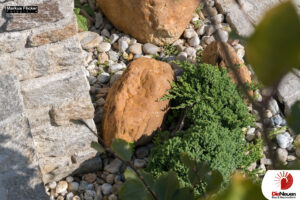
146,62,262,196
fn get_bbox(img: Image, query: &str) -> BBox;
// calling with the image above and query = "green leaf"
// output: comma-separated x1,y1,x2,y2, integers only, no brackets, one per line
246,1,300,86
90,141,105,153
124,168,138,180
111,139,134,162
119,180,147,200
172,188,195,200
213,173,265,200
287,101,300,133
140,170,155,189
153,171,180,200
74,7,80,15
74,8,88,31
205,170,223,194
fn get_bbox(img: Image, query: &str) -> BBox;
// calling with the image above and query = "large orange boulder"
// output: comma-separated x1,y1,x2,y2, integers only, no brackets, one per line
97,0,200,45
102,58,174,146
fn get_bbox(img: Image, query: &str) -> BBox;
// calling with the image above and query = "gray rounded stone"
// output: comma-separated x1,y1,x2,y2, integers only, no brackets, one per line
109,34,119,44
277,148,288,163
101,183,112,195
143,43,160,55
134,159,146,168
97,72,110,83
98,42,111,52
108,50,119,62
118,40,129,53
176,52,188,62
188,35,200,47
108,63,126,73
276,132,293,149
129,43,143,55
105,174,115,185
184,29,197,39
104,158,122,174
68,182,79,193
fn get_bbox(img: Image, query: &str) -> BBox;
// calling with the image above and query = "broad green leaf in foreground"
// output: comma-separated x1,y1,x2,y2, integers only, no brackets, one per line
119,180,147,200
210,173,265,200
246,1,300,86
287,101,300,133
153,171,180,200
90,141,105,153
171,187,195,200
111,139,134,162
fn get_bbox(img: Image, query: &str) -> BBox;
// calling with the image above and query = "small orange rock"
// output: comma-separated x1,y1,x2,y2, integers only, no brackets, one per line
128,53,134,61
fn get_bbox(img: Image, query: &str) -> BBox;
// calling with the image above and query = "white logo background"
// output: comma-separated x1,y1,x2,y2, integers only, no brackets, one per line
262,170,300,200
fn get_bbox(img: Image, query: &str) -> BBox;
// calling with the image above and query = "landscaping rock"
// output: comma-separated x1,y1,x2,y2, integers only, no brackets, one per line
78,31,102,50
104,159,122,174
277,69,300,114
98,42,111,52
56,181,68,194
203,42,252,94
108,63,126,73
68,182,79,193
98,72,110,83
276,132,293,149
102,58,174,146
143,43,160,55
97,0,200,45
129,43,143,55
101,183,112,195
277,148,288,163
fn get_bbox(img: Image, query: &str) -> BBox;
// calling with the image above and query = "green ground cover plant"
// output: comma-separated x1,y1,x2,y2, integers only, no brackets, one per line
146,62,262,196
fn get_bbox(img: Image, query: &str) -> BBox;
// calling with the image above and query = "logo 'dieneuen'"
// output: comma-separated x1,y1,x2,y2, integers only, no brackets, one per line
275,171,293,190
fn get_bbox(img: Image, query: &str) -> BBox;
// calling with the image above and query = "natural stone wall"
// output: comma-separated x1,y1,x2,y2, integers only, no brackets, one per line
0,0,100,198
215,0,300,36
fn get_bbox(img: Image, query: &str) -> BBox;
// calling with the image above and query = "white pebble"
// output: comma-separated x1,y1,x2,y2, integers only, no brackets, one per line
66,192,74,200
277,148,288,163
188,35,200,47
66,176,74,183
56,181,68,194
276,132,293,149
48,181,56,189
98,72,110,83
184,29,197,39
98,42,111,52
109,34,119,44
109,63,126,73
